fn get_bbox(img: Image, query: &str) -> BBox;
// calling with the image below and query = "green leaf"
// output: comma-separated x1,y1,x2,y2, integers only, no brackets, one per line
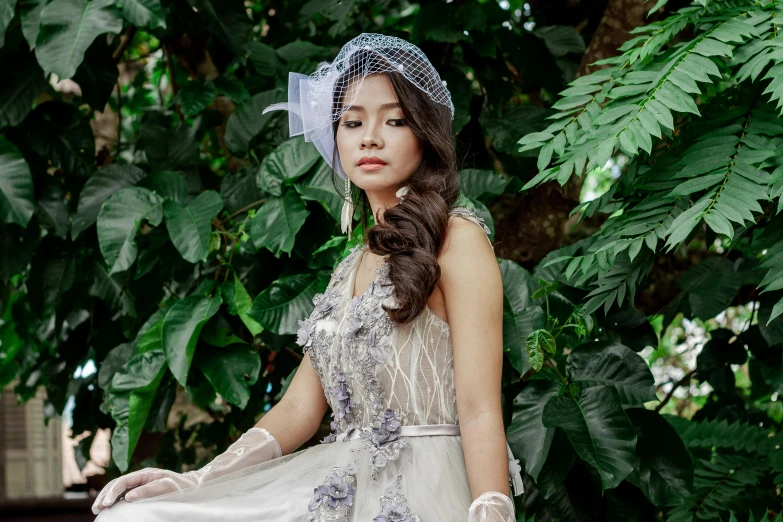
19,0,45,49
506,380,561,481
126,352,166,462
542,385,637,491
295,161,343,222
670,172,725,197
703,209,734,239
200,345,260,408
276,39,327,62
682,257,743,321
119,0,166,30
258,136,322,189
0,136,35,227
225,90,281,156
175,79,217,118
246,41,278,77
139,122,199,171
0,58,48,128
234,273,263,336
499,259,537,375
625,408,693,505
537,142,554,172
534,25,585,57
88,260,137,318
97,343,133,390
566,341,657,405
137,170,189,203
246,271,323,335
664,193,713,251
34,0,123,79
250,189,310,257
97,187,164,274
163,190,224,263
459,169,510,199
161,294,222,386
528,329,557,361
0,0,15,46
646,0,668,17
72,165,147,239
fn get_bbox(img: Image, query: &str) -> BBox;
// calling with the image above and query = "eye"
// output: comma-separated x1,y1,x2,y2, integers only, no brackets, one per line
341,119,407,128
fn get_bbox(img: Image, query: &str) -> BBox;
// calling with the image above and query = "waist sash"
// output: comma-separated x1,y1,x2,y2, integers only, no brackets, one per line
334,423,460,442
333,423,525,497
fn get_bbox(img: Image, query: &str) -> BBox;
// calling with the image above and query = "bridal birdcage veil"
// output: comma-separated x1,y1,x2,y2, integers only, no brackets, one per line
261,33,455,180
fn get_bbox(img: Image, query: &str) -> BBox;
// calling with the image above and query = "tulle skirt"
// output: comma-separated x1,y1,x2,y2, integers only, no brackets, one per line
94,435,472,521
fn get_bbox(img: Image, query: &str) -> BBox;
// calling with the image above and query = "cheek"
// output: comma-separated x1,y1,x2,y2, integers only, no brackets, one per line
395,132,423,165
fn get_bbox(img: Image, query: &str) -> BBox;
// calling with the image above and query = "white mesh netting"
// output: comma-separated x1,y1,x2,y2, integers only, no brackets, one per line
262,33,454,179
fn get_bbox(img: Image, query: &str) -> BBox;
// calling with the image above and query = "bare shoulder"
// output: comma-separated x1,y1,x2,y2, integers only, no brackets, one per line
438,214,497,282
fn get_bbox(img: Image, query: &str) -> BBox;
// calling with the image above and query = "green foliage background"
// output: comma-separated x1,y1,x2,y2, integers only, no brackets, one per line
1,0,782,519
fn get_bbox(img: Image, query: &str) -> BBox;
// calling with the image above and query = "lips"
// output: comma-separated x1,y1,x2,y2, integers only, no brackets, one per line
358,157,387,166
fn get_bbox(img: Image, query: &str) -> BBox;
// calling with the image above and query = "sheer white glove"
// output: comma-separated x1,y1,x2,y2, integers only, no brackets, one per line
468,491,515,522
92,427,281,514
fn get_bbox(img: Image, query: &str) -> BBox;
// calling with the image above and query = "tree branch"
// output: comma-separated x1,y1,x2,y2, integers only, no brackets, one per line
112,26,138,61
655,369,697,412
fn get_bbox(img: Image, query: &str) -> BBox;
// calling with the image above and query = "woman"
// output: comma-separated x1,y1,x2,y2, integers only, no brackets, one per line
92,33,522,522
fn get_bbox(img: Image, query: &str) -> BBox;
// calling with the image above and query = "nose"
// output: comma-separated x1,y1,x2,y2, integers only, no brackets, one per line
360,122,383,149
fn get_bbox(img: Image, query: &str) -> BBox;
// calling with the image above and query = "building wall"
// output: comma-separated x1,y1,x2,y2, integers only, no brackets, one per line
0,385,63,500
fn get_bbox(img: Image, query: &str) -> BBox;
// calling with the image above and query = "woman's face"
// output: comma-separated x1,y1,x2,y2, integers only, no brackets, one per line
335,73,423,195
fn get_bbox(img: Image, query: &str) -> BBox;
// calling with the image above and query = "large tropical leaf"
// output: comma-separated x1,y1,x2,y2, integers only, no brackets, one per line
0,136,35,227
246,271,325,335
119,0,166,29
257,136,322,196
250,189,310,257
295,161,343,222
566,341,658,406
0,0,15,47
0,58,48,128
72,164,147,239
499,259,537,375
542,385,637,491
625,408,693,505
225,90,280,156
506,379,561,481
97,187,164,274
159,294,222,387
199,344,260,409
35,0,123,78
163,190,223,263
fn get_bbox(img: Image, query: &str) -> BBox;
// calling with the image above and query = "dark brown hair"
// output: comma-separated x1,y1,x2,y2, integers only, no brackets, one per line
330,48,460,324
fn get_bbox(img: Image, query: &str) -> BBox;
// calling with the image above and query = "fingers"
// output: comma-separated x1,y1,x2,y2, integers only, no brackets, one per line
125,478,183,501
91,469,170,513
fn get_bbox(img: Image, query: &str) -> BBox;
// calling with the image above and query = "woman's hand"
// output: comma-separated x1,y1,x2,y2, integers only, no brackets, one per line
91,427,282,514
92,468,197,513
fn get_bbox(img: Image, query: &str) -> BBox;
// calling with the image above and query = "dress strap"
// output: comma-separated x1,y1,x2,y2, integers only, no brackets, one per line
449,206,494,250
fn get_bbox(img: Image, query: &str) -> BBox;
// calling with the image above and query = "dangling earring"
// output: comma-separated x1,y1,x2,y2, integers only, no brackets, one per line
341,175,354,236
396,185,410,204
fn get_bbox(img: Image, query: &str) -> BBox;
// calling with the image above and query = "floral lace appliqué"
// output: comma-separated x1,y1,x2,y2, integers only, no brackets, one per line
307,461,359,521
373,475,421,522
353,408,409,481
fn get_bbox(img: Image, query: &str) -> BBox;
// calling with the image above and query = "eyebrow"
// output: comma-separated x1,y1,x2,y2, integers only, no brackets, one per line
344,102,401,112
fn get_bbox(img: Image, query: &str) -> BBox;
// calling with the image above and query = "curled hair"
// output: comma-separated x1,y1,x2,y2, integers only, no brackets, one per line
330,48,459,324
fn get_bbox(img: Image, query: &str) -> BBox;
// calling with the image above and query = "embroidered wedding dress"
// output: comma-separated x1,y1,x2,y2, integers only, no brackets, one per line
95,206,523,522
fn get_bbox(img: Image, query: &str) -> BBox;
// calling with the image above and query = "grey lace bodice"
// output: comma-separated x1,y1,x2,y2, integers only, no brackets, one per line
295,206,493,482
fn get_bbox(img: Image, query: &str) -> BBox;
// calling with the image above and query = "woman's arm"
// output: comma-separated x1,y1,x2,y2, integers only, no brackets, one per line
439,217,512,514
255,352,330,455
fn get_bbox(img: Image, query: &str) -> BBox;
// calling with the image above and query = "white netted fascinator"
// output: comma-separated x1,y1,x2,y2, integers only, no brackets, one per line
261,33,455,181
